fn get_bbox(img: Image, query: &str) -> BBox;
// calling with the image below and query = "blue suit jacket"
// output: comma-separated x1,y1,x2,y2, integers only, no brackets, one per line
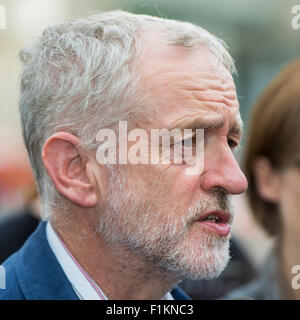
0,222,190,300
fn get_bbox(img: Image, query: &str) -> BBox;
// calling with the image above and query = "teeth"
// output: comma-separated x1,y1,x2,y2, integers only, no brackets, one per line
204,214,220,223
208,214,218,219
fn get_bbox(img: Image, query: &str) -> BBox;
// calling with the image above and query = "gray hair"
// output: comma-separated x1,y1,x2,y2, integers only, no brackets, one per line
18,10,235,219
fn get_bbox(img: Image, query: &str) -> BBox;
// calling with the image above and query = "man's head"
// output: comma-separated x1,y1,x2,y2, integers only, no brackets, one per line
19,11,247,281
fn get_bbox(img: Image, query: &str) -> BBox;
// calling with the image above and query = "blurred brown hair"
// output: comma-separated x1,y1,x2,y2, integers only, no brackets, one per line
244,59,300,236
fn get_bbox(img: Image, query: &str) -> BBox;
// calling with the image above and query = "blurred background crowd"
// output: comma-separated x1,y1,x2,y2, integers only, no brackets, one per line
0,0,300,299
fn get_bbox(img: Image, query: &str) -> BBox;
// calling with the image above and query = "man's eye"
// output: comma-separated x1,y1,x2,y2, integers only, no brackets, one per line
183,137,195,147
227,137,237,149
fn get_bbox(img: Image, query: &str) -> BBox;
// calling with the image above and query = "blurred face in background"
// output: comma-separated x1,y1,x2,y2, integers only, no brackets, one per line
242,60,300,300
253,159,300,242
278,166,300,242
245,59,300,241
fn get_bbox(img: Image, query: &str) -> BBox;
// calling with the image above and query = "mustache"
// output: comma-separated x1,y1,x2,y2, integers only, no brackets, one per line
184,188,231,227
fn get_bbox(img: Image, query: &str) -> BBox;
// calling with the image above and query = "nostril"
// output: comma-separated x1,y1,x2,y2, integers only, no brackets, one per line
211,186,227,195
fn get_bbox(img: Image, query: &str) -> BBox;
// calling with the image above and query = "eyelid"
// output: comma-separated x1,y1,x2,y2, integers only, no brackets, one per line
172,130,241,146
229,131,241,143
228,136,241,150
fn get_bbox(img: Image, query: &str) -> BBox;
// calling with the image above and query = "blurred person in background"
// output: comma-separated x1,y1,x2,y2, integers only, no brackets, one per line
0,132,40,263
0,129,34,213
0,182,40,264
226,59,300,300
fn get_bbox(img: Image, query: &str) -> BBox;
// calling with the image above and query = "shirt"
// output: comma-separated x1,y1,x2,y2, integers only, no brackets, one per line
46,222,174,300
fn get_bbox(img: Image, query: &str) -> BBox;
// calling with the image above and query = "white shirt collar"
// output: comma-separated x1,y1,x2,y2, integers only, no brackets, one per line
46,221,174,300
46,221,107,300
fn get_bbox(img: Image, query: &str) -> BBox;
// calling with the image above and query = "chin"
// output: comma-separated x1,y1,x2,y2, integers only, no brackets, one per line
162,232,231,281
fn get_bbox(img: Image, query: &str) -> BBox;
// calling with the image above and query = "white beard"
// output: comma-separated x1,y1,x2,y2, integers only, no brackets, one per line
97,166,232,280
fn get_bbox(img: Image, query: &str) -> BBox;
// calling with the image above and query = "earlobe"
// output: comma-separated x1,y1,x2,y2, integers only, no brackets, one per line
42,132,98,208
253,157,281,203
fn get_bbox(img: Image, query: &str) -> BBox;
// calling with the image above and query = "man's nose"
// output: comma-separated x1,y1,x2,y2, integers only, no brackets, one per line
200,146,248,195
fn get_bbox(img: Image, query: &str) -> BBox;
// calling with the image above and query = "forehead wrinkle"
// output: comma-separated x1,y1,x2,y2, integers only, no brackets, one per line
138,46,240,129
142,70,239,113
179,72,236,91
176,72,238,109
143,70,236,93
182,88,238,110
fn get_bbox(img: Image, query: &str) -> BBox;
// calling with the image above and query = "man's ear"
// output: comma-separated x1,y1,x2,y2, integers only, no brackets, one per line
252,156,281,203
42,132,98,208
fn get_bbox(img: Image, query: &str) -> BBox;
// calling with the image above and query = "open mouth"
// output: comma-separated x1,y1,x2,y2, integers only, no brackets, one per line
197,211,231,236
200,211,230,223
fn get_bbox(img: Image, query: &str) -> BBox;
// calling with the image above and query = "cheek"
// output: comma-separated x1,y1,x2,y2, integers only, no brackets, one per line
150,166,200,211
168,170,200,205
126,163,200,211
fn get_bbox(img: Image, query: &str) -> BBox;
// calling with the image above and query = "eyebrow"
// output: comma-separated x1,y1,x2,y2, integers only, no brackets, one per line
169,116,243,137
230,120,243,137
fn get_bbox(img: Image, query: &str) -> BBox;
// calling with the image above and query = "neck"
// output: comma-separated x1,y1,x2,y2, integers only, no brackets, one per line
279,232,300,299
51,210,179,300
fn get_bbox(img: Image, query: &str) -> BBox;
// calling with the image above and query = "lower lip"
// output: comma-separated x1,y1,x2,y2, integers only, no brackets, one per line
197,221,231,236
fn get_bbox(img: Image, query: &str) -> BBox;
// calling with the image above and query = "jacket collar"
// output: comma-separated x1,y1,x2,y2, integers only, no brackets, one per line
14,221,78,300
